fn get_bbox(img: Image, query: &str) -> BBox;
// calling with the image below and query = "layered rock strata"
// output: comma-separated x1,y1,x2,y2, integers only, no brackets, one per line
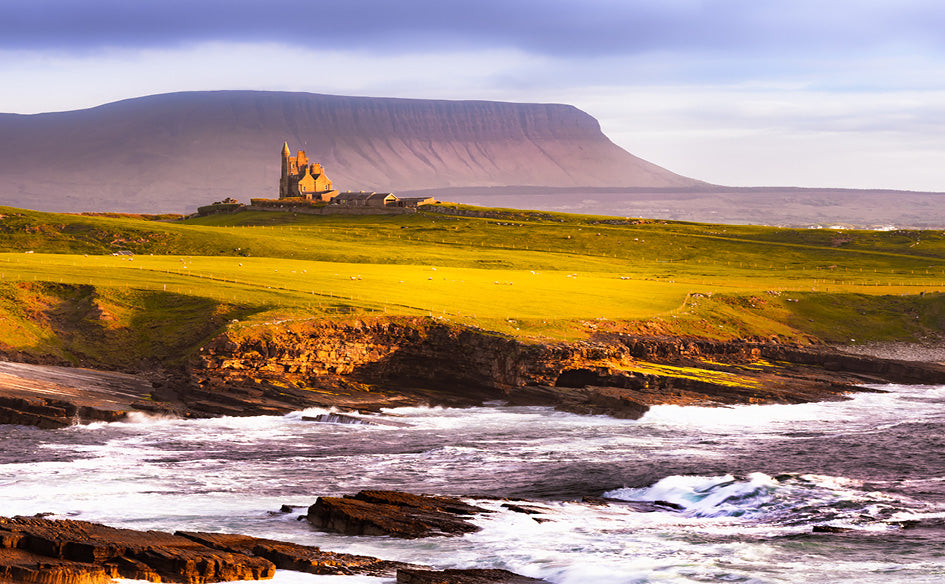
397,568,549,584
6,317,945,428
0,516,275,583
187,318,945,420
307,490,490,538
0,361,174,429
0,514,548,584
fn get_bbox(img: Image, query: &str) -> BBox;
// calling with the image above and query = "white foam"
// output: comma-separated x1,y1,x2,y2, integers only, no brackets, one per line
605,473,780,518
639,384,945,437
6,383,945,584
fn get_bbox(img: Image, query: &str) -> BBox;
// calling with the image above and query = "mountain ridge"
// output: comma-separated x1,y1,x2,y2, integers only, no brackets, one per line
0,90,700,213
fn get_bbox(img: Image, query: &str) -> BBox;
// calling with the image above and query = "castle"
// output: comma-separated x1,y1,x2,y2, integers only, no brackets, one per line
279,142,338,201
277,141,436,208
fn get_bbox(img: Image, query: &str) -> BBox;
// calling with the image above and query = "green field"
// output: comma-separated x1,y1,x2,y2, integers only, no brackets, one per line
0,203,944,362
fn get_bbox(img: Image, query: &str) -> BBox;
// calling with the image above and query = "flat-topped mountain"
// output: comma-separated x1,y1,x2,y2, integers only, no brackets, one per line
0,91,700,213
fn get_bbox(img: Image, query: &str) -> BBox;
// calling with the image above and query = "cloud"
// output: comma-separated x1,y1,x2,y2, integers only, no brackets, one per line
4,0,945,60
560,84,945,190
0,43,547,114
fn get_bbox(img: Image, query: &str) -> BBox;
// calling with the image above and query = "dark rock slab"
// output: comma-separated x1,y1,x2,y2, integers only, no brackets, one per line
885,517,945,530
0,516,275,583
0,362,171,428
0,546,120,584
499,503,548,516
397,567,550,583
581,496,684,512
301,412,376,425
307,490,490,538
812,525,854,533
0,513,548,583
506,384,650,419
177,531,416,576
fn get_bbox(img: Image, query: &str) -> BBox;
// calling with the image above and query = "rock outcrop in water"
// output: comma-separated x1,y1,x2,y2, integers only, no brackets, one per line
397,568,549,584
0,516,275,583
307,490,490,538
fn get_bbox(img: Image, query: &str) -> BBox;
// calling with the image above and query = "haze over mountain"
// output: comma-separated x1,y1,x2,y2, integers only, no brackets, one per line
0,90,700,214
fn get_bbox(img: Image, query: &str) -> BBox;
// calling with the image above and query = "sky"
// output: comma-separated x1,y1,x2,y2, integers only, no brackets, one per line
2,0,945,191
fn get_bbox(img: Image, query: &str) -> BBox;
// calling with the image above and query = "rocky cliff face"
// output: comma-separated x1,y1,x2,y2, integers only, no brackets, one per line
185,317,945,421
0,91,700,213
5,314,945,428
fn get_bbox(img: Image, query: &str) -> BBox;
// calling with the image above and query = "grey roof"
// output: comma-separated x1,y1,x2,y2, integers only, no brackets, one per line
334,192,373,201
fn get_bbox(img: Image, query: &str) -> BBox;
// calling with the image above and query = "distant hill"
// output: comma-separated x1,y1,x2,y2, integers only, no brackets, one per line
403,185,945,229
0,91,701,213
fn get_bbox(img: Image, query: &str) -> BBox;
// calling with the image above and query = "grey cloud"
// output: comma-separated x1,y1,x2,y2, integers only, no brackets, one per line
3,0,945,58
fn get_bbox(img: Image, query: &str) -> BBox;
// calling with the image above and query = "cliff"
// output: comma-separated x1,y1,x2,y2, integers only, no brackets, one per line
4,312,945,428
0,91,700,213
178,317,945,421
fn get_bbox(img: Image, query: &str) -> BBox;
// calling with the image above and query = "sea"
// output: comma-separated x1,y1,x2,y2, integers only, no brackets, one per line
2,384,945,583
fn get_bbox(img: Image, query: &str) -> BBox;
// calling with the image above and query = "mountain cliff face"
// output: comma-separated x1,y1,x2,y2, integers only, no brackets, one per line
0,91,700,213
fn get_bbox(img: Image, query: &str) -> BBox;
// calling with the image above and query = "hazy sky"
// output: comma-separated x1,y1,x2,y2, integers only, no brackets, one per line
2,0,944,191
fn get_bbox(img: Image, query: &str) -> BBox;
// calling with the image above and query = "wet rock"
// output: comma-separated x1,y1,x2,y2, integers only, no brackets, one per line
500,503,547,515
0,516,274,583
0,362,171,429
301,412,375,425
307,490,490,538
580,496,684,513
506,385,650,420
397,568,550,583
0,515,439,583
885,517,945,530
0,548,120,584
812,525,854,533
499,503,552,524
177,531,416,576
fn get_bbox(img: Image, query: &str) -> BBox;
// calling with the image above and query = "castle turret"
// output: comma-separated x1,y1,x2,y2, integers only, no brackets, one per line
279,141,292,197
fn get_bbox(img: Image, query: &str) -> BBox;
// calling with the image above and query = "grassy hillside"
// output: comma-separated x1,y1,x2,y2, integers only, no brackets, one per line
0,203,943,367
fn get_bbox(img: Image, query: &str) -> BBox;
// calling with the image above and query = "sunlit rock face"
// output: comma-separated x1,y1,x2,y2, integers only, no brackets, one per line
0,90,700,213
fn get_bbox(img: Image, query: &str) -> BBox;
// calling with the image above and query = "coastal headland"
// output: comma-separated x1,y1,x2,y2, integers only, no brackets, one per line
1,203,945,426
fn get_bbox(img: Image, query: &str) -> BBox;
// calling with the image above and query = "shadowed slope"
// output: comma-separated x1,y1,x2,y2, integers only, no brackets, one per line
0,91,700,213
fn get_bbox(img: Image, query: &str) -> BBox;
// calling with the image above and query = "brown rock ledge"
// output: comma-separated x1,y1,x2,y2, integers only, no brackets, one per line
0,361,175,429
0,516,274,583
0,514,549,584
307,490,490,538
397,568,549,583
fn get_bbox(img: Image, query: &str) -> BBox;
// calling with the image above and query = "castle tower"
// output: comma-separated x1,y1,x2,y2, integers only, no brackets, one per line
279,141,292,197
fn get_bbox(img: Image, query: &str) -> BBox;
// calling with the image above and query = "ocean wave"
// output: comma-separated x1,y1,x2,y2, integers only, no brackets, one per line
603,472,928,529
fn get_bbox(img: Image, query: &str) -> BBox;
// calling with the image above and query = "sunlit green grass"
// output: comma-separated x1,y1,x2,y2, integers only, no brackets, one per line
0,253,696,319
2,204,945,342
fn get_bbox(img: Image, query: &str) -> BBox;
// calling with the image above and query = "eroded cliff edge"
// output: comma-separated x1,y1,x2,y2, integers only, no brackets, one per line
5,316,945,428
176,317,945,420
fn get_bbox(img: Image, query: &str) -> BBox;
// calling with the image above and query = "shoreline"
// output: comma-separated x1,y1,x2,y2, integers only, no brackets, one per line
3,317,945,429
